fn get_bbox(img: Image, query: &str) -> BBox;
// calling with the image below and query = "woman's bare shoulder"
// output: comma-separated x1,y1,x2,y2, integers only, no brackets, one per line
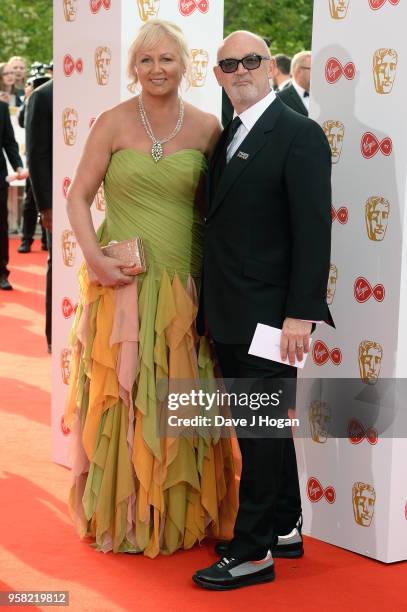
185,103,222,154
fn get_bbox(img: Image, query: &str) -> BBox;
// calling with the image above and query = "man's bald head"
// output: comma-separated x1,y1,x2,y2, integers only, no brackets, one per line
214,30,274,114
217,31,271,61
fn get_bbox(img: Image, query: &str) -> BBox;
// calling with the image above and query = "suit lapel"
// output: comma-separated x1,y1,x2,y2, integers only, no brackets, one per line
207,126,229,204
208,98,284,219
288,86,307,115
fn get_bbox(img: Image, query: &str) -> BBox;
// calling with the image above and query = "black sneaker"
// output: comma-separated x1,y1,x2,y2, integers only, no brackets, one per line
193,552,275,591
273,515,304,558
0,276,12,290
18,242,31,253
215,515,304,559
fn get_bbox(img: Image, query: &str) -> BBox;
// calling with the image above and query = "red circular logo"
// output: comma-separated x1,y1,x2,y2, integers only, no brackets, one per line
348,419,379,445
369,0,400,10
61,415,71,436
179,0,209,16
63,54,84,77
62,177,71,199
331,205,349,224
307,477,336,503
90,0,111,13
325,57,355,84
354,277,385,303
361,132,392,159
312,341,342,366
62,297,78,319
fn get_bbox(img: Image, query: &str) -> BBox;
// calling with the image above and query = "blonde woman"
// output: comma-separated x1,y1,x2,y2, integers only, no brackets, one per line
65,20,238,558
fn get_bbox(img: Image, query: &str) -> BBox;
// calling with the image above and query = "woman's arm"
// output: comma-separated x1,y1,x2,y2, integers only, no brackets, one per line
66,110,133,287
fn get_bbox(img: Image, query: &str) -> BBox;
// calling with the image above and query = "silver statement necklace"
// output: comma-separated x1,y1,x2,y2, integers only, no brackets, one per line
138,94,185,162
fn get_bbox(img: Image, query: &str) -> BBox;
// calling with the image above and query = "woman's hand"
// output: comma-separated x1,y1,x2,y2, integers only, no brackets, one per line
88,256,135,288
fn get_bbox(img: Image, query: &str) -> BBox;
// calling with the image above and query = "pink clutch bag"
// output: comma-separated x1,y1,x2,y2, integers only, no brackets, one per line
100,238,147,275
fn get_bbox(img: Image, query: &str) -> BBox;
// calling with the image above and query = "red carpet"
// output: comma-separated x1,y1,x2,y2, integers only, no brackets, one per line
1,238,406,611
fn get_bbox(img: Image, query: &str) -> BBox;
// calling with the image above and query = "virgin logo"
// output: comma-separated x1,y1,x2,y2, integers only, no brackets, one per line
62,177,71,198
307,477,336,503
63,54,83,77
348,419,378,445
331,205,348,224
368,0,400,9
62,297,78,319
361,132,392,159
325,58,355,84
61,416,71,436
312,340,342,366
179,0,209,16
354,277,385,303
90,0,111,13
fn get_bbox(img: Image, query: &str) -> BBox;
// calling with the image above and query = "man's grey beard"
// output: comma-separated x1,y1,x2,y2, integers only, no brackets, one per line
229,82,259,106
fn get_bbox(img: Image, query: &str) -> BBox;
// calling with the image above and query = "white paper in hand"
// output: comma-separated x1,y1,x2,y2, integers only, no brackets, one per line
248,323,312,369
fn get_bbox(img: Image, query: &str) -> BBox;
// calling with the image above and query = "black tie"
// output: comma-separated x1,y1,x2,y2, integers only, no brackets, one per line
225,116,242,150
303,91,309,98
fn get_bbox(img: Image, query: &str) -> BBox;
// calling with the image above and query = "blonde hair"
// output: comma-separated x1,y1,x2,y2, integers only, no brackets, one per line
127,19,191,91
291,50,311,72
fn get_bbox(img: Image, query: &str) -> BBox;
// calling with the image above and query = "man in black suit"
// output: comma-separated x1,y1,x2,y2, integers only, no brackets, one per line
0,100,24,290
271,53,292,92
193,32,333,590
25,79,53,351
277,50,311,116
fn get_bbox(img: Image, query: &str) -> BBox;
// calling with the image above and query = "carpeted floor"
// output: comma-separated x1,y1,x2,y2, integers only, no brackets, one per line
1,238,406,611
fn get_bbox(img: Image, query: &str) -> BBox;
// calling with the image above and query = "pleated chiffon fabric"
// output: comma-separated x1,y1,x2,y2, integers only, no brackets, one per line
64,149,239,557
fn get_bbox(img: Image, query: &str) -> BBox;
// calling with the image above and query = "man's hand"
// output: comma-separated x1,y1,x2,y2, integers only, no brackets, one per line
280,318,312,366
41,209,53,231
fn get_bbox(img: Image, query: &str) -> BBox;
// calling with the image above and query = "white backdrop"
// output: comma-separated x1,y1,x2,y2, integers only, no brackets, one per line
296,0,407,563
52,0,224,466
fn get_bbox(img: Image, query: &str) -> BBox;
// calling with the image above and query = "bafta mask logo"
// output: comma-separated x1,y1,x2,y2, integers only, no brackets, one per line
309,401,331,443
94,183,106,211
373,48,398,94
348,419,378,445
191,49,209,87
63,0,78,21
61,347,72,385
137,0,160,21
361,132,392,159
328,0,350,19
62,177,71,198
354,277,385,303
62,107,78,146
63,54,83,77
61,415,71,436
331,205,348,224
322,120,344,164
61,229,77,267
95,46,111,86
325,57,355,84
327,264,338,305
313,340,342,366
179,0,209,16
307,477,336,503
369,0,400,10
62,297,78,319
358,340,383,384
352,482,376,527
365,196,390,241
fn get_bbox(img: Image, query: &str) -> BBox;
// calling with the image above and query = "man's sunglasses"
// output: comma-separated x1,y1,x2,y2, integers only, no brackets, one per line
218,54,270,74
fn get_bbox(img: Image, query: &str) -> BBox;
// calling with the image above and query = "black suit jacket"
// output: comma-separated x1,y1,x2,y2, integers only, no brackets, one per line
203,97,333,344
277,84,308,117
25,80,53,211
0,101,23,187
